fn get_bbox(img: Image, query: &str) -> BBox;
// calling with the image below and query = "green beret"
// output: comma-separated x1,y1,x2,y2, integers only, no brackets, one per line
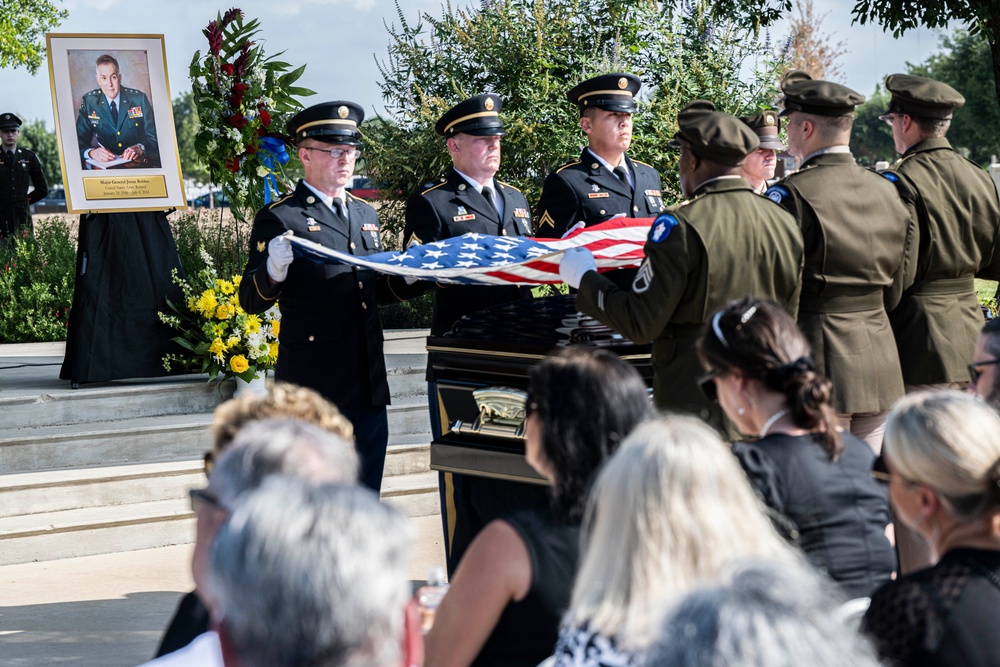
739,109,784,150
779,69,865,117
885,73,964,120
669,100,759,166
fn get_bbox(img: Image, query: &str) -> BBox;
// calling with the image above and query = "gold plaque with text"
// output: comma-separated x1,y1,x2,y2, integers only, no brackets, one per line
83,175,168,200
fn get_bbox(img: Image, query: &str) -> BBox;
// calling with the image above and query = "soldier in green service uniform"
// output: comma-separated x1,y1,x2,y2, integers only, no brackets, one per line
764,70,917,451
880,73,1000,391
739,109,784,194
560,100,803,429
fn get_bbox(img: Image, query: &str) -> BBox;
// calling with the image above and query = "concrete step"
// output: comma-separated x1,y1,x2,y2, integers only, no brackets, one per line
384,439,431,478
0,471,440,565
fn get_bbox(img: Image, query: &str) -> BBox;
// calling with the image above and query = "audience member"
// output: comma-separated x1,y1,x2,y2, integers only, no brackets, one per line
862,390,1000,666
645,561,881,667
147,418,357,665
697,297,895,598
554,415,798,667
425,347,653,667
968,318,1000,406
210,478,419,667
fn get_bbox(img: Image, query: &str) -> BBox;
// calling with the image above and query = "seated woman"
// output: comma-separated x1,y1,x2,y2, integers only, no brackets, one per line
697,296,895,599
425,347,653,667
553,414,799,667
862,390,1000,666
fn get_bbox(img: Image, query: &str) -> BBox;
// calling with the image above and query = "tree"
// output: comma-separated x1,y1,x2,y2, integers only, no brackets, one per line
786,0,847,81
18,119,62,189
173,92,210,184
365,0,788,245
909,30,1000,165
851,0,1000,114
850,85,896,166
0,0,68,74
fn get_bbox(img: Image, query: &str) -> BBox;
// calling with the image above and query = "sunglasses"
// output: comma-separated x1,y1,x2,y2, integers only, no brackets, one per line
967,358,1000,384
696,369,721,402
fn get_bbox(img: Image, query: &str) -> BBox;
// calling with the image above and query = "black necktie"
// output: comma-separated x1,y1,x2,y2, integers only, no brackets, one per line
332,198,346,219
110,101,118,125
614,164,632,192
482,186,498,216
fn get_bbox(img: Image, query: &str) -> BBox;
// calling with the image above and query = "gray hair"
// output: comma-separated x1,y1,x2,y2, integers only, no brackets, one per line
644,561,880,667
210,418,359,506
210,479,413,667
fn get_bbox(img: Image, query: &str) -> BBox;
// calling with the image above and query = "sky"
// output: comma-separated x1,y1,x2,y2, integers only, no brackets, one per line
4,0,954,130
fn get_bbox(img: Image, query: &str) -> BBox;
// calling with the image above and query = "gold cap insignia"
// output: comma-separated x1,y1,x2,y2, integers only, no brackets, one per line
765,114,775,126
337,106,349,119
484,97,495,111
257,241,266,252
618,77,628,90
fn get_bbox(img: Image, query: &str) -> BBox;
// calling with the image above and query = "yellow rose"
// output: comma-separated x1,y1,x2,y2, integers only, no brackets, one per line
209,337,226,356
230,355,250,374
216,279,235,295
245,314,262,334
216,303,234,320
271,320,280,336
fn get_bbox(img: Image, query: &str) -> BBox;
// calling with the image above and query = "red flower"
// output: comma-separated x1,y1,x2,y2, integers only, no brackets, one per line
231,93,244,108
259,109,271,126
225,157,241,172
244,143,258,155
256,126,267,137
221,7,243,27
204,20,223,56
234,82,249,93
230,113,247,129
221,63,234,76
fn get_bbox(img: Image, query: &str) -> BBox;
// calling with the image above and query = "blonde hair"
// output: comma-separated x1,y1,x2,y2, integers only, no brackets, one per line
884,390,1000,519
211,382,354,455
567,414,797,651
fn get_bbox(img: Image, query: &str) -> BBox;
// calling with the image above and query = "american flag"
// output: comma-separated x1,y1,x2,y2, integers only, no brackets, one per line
286,217,653,286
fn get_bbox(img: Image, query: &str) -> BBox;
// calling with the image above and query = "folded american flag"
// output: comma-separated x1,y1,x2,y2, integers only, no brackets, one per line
286,217,653,286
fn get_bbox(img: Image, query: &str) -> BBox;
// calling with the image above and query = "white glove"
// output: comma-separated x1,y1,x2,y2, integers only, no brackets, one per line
561,221,586,239
265,234,294,283
559,247,597,289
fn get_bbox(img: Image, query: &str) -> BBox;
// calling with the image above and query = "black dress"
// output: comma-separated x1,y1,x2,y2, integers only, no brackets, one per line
472,503,581,667
60,211,184,383
862,548,1000,666
733,432,895,598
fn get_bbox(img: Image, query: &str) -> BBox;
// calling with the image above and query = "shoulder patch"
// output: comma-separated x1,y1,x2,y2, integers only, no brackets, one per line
554,160,582,174
649,213,679,243
765,185,789,204
882,171,900,183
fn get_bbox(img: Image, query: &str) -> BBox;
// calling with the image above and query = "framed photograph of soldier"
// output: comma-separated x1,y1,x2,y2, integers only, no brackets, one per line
45,34,186,213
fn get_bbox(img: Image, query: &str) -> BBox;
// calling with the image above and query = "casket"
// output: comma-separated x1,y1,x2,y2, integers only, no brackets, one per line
427,295,653,484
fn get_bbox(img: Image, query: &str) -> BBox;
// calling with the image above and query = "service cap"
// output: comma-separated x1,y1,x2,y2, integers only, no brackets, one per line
779,70,865,117
669,100,759,166
435,94,506,137
567,73,641,114
0,113,22,131
287,101,364,145
884,73,964,120
739,109,784,151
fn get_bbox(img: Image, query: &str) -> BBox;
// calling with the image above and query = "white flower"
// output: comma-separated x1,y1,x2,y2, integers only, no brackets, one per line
207,140,218,152
257,165,270,178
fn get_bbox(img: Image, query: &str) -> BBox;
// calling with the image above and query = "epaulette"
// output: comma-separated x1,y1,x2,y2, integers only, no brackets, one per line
82,89,102,98
267,193,295,209
420,180,449,195
554,160,582,174
346,191,370,204
496,180,521,193
123,87,142,94
632,159,656,169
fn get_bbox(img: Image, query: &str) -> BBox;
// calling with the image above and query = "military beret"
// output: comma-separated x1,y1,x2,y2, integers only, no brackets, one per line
0,113,22,131
739,109,784,151
884,73,964,120
779,69,865,117
669,100,759,166
435,94,506,137
287,101,364,145
567,73,641,113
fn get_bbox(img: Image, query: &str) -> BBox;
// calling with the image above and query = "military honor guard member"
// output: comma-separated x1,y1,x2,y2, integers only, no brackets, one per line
739,109,784,194
560,100,804,429
0,112,47,240
880,73,1000,391
765,70,917,450
238,101,393,492
535,72,665,239
402,95,543,573
75,54,160,168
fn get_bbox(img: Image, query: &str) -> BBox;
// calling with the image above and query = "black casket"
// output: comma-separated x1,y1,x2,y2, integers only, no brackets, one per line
427,295,653,485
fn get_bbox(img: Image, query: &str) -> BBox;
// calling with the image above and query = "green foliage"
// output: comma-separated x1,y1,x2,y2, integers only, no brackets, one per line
910,30,1000,165
380,292,434,329
0,218,76,342
170,210,249,279
0,0,68,74
364,0,788,244
17,118,63,189
173,92,210,184
851,85,896,166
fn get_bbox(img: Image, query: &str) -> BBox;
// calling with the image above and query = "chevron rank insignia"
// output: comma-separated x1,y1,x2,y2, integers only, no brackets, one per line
257,241,266,252
538,210,555,229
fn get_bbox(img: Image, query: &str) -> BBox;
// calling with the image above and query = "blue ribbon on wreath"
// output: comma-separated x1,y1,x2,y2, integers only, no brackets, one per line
259,136,290,204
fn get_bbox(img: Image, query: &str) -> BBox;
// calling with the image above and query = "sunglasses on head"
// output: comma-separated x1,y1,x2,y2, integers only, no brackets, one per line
696,369,721,403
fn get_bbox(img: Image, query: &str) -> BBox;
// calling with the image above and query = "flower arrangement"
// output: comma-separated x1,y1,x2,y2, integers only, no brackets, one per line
159,248,279,382
189,7,314,222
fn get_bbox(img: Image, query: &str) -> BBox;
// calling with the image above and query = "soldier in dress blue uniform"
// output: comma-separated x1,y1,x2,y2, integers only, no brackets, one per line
402,95,543,572
535,73,665,239
75,54,160,168
238,101,394,492
0,112,47,240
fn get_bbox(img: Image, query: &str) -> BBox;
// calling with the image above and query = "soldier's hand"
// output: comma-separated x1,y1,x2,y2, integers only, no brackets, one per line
122,144,145,162
561,221,586,239
266,234,294,283
90,146,117,162
559,247,597,288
